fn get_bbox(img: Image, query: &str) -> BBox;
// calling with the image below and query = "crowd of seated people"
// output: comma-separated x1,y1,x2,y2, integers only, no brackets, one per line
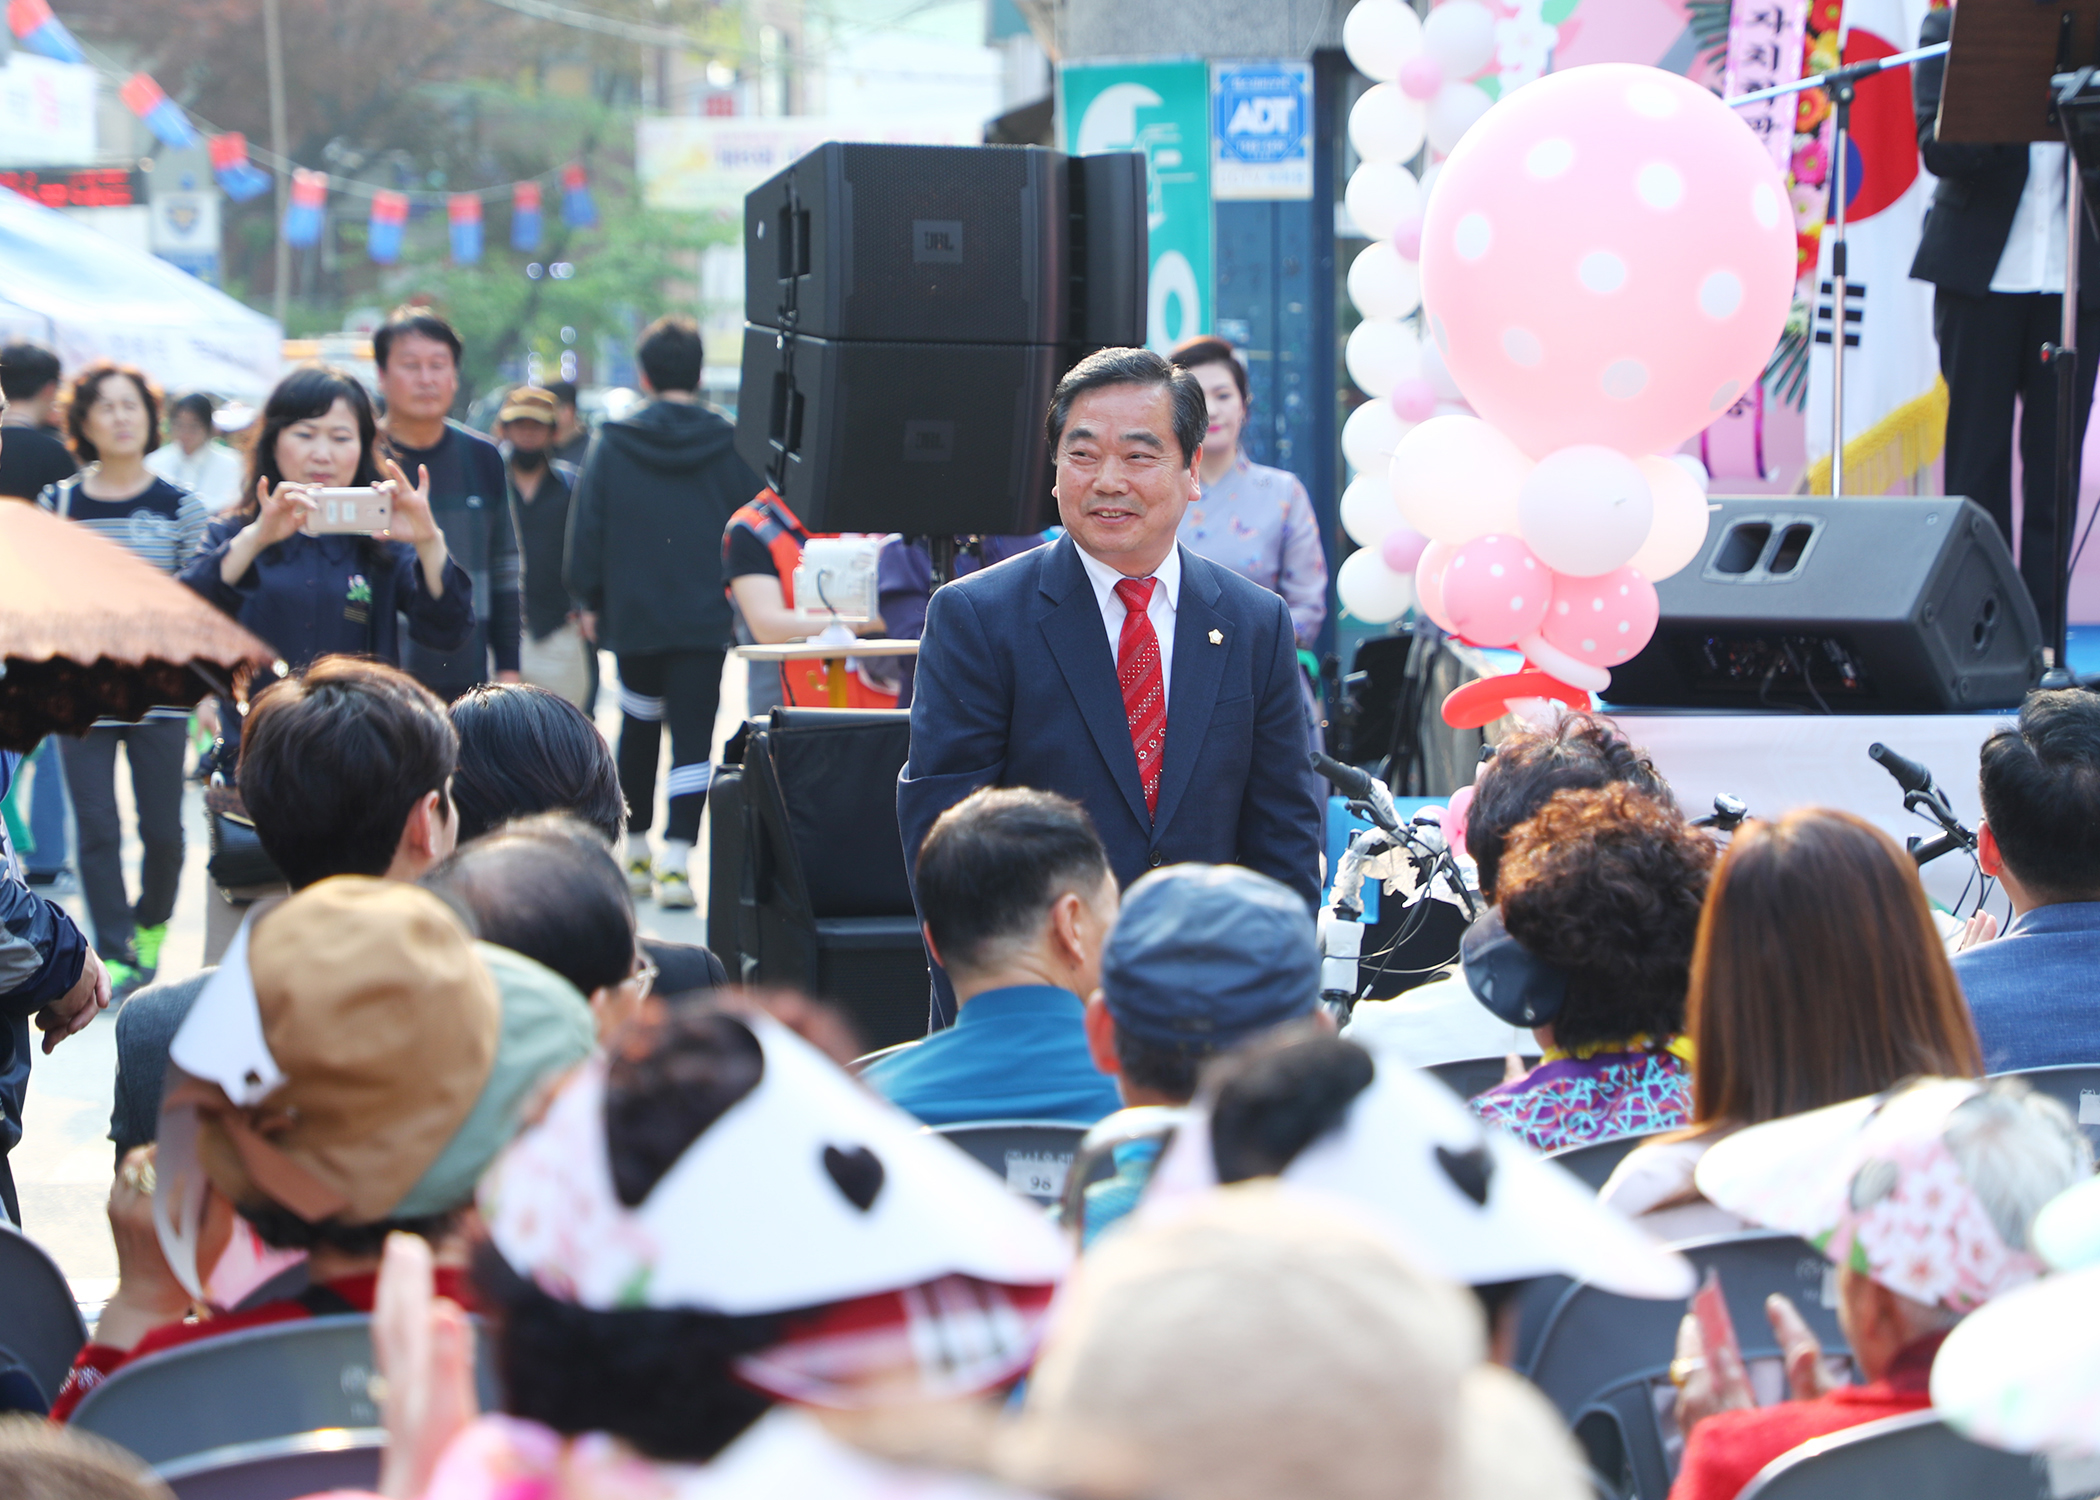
9,666,2100,1500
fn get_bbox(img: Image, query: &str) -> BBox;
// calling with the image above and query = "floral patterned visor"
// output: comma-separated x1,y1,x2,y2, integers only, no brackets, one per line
1694,1077,2045,1314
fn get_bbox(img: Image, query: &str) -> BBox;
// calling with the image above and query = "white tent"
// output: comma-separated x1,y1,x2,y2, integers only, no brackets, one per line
0,186,280,400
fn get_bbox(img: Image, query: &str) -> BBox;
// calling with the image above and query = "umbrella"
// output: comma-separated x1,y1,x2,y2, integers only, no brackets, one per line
0,500,273,750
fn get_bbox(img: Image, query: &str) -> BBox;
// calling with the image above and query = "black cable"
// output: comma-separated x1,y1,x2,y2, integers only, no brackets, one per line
1783,639,1833,716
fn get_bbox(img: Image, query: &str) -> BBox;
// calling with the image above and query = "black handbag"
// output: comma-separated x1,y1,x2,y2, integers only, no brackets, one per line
204,782,286,894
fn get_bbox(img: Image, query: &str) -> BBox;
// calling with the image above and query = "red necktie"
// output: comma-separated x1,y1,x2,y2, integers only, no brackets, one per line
1113,576,1166,819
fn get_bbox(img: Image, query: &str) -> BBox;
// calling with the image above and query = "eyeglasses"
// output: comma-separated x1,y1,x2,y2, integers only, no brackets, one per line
625,958,659,1000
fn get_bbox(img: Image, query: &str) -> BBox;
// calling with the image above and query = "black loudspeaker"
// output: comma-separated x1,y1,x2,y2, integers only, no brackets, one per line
744,144,1148,347
1602,496,2045,713
734,326,1062,534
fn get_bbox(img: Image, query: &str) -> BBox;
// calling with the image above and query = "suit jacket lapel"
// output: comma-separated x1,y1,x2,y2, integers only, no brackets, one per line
1152,547,1227,839
1037,537,1152,830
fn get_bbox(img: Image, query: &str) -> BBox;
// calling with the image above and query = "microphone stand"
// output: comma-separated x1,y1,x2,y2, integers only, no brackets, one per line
1727,40,1951,499
2043,66,2100,688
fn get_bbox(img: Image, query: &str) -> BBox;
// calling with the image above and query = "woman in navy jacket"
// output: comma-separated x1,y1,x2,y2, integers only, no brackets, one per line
182,367,472,741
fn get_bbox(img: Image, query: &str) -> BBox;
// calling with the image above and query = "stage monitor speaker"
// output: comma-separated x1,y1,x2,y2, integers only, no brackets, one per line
1602,496,2045,713
733,326,1061,534
744,143,1147,348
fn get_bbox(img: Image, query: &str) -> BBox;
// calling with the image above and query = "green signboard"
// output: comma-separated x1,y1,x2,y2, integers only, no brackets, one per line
1060,58,1212,353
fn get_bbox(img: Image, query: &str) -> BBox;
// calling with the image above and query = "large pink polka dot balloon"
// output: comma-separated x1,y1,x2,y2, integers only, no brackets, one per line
1440,533,1550,647
1417,64,1795,461
1538,563,1660,668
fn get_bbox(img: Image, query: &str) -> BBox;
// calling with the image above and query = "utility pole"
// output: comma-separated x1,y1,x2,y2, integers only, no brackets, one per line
264,0,290,327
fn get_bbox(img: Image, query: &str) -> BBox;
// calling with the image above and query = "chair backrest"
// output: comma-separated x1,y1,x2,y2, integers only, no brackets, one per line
1522,1231,1850,1500
69,1315,501,1468
1057,1106,1187,1238
158,1429,384,1500
1546,1132,1662,1193
1735,1410,2069,1500
0,1224,88,1411
749,709,916,921
1996,1064,2100,1152
851,1039,919,1075
933,1120,1091,1204
1425,1055,1537,1102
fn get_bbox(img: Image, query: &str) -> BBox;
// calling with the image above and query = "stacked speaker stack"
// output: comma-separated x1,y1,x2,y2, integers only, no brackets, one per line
734,143,1149,536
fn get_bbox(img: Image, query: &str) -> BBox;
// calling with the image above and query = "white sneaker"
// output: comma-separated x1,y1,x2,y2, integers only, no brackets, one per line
624,856,654,898
655,868,697,909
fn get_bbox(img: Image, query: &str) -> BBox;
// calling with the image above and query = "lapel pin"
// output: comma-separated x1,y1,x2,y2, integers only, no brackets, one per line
1209,629,1224,645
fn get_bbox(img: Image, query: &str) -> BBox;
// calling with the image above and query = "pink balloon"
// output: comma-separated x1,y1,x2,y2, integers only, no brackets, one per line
1393,214,1424,261
1539,564,1660,668
1399,55,1445,100
1415,539,1459,633
1443,783,1474,855
1381,523,1430,573
1389,377,1438,424
1417,65,1796,460
1439,533,1550,648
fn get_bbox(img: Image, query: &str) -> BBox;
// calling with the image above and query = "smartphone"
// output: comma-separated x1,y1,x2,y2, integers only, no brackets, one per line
1691,1266,1745,1385
303,486,391,536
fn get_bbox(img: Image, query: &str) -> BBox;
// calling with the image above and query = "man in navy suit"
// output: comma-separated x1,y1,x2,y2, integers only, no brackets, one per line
900,347,1324,1027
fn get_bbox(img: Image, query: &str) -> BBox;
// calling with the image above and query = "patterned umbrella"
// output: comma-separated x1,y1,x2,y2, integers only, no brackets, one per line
0,501,271,750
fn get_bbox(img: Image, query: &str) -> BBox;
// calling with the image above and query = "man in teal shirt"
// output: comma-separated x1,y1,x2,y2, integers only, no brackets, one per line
865,787,1124,1126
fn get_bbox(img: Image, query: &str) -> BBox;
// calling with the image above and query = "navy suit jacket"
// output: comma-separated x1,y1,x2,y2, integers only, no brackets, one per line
899,535,1324,935
1950,901,2100,1073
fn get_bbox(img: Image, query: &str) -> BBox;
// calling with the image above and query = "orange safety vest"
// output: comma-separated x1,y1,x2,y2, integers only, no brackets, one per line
725,489,897,710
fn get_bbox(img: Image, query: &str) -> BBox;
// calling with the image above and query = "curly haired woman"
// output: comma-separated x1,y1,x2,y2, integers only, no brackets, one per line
1469,783,1717,1153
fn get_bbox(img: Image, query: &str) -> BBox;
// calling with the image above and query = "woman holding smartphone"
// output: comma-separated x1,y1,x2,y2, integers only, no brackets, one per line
182,366,471,694
181,366,473,961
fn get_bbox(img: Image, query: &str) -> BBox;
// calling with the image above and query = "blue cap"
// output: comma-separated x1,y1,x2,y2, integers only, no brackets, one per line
1101,863,1319,1050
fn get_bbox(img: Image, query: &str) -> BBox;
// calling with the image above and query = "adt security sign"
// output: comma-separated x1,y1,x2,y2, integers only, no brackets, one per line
1211,62,1312,201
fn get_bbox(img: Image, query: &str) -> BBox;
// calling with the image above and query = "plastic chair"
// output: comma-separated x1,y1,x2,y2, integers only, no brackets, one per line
1547,1132,1661,1193
69,1315,501,1468
1521,1231,1851,1500
1425,1055,1537,1101
1057,1106,1188,1239
1996,1064,2100,1151
850,1039,918,1075
0,1223,88,1412
159,1429,384,1500
932,1120,1092,1205
1736,1410,2060,1500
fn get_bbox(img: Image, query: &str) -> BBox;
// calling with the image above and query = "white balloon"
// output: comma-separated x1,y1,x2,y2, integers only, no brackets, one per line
1348,83,1428,166
1425,80,1494,155
1345,318,1422,398
1670,452,1712,492
1338,547,1418,624
1343,161,1422,241
1423,0,1497,79
1629,455,1714,581
1341,472,1403,547
1515,445,1655,577
1389,415,1530,544
1343,398,1412,476
1343,0,1425,83
1347,241,1423,321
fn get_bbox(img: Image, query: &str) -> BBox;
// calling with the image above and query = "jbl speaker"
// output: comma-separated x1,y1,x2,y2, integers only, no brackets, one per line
734,327,1062,534
744,144,1147,347
1602,496,2045,713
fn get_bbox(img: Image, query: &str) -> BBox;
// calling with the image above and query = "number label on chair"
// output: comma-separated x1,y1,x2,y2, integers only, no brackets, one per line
2079,1090,2100,1126
1006,1151,1071,1199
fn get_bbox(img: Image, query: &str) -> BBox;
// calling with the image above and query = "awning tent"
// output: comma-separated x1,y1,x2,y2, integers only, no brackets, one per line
0,186,280,401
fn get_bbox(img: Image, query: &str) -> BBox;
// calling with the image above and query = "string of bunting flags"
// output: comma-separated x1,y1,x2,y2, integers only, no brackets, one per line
6,0,601,265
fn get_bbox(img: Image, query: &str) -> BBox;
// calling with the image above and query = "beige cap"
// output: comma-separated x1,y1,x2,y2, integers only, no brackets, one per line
181,878,501,1225
498,386,558,425
1008,1181,1586,1500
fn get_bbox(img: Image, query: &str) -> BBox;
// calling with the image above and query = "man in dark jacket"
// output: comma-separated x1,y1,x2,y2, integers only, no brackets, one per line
566,316,762,910
0,748,108,1226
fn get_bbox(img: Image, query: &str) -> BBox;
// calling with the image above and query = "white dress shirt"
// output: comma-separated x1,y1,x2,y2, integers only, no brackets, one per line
1991,142,2070,295
1076,540,1180,704
145,440,246,513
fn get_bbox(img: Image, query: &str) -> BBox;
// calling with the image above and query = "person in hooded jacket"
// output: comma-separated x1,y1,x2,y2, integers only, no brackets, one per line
564,317,763,911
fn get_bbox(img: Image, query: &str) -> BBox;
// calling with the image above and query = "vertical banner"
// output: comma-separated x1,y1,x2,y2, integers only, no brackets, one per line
448,192,483,265
1722,0,1809,170
282,168,326,247
561,163,596,228
209,133,272,202
511,180,542,252
1061,59,1212,353
1210,61,1312,201
368,189,408,264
